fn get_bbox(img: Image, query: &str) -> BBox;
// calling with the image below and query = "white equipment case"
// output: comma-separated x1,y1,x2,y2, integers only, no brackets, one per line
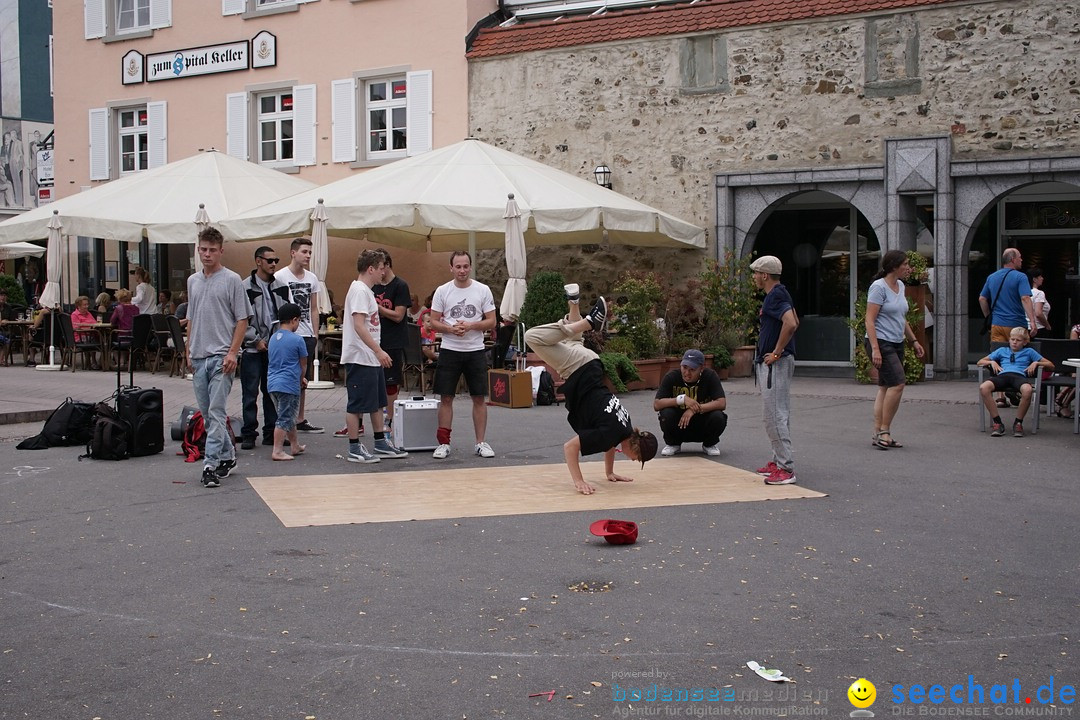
392,396,440,451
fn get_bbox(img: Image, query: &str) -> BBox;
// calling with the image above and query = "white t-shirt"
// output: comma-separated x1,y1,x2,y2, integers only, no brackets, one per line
341,280,380,366
274,266,321,337
133,282,157,315
1031,287,1051,330
431,279,495,352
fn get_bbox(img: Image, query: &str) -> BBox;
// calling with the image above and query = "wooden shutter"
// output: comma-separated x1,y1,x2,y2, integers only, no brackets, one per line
221,0,244,15
406,70,432,156
292,84,317,167
147,101,168,169
84,0,106,39
331,78,356,163
89,107,109,180
226,92,248,160
149,0,171,28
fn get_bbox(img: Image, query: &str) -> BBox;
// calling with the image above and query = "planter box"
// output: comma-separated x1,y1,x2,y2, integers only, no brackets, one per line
730,345,756,378
626,358,665,391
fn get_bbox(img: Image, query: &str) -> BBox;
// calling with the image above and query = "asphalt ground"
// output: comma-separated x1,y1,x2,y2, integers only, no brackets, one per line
1,367,1078,719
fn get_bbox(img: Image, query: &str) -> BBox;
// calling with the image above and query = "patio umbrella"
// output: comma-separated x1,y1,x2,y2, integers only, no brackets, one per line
307,200,334,390
36,211,63,370
0,241,45,260
500,194,527,320
0,150,317,246
218,138,705,250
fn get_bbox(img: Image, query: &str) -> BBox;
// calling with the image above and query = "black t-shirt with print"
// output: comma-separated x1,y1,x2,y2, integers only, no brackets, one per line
655,367,726,404
561,359,633,456
373,276,411,350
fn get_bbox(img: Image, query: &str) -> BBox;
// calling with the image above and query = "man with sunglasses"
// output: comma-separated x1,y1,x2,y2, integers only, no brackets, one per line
240,246,292,449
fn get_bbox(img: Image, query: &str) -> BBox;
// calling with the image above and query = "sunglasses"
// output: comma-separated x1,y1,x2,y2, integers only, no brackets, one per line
259,256,280,264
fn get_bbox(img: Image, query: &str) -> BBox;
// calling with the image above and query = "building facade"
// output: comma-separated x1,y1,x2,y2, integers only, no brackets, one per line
53,0,499,306
467,0,1080,376
0,0,54,298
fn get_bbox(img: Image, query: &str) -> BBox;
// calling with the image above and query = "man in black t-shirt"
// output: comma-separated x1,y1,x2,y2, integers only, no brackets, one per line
653,349,727,457
372,252,411,428
523,288,657,495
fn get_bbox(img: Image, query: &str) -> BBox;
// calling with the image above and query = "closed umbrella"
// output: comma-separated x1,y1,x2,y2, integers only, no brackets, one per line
307,199,334,390
36,211,63,371
500,194,527,320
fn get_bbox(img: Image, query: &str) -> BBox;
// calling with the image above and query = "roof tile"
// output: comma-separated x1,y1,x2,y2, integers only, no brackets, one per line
468,0,961,58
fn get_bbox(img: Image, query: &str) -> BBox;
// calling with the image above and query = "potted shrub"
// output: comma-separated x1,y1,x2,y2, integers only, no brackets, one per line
518,270,568,332
700,251,760,377
610,271,666,389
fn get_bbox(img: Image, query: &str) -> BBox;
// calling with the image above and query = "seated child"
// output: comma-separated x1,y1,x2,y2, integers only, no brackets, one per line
977,326,1053,438
267,303,309,461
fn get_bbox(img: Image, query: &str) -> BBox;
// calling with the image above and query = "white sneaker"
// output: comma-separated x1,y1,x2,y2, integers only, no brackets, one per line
661,444,681,457
475,441,495,458
433,443,451,459
703,443,721,456
564,283,580,303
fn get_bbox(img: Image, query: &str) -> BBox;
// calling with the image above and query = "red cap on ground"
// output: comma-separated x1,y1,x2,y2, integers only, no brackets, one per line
589,519,639,545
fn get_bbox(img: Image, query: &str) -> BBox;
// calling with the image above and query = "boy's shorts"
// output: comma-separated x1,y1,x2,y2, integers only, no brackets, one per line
345,364,388,414
270,392,300,431
985,373,1032,393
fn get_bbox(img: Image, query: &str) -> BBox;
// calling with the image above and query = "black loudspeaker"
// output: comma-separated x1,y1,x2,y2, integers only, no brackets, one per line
117,387,164,456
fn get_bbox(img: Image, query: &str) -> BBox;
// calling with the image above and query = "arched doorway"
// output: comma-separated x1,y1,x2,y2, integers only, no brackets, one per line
963,181,1080,363
748,191,881,365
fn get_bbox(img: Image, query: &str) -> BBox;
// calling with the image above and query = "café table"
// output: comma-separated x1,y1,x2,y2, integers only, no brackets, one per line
1063,358,1080,434
0,318,34,365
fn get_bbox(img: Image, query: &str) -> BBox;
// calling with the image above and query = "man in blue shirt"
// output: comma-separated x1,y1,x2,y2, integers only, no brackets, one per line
750,255,799,486
979,248,1037,343
976,326,1052,437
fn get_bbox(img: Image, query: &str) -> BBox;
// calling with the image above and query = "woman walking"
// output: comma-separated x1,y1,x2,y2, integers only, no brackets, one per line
865,250,925,449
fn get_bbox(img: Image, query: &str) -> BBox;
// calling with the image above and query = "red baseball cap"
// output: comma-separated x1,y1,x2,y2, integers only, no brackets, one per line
589,519,639,545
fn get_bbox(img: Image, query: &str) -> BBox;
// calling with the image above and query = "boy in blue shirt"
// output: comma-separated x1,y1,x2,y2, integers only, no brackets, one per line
267,303,309,460
977,327,1053,437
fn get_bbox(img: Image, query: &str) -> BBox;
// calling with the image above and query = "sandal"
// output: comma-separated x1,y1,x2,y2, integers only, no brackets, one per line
872,431,891,450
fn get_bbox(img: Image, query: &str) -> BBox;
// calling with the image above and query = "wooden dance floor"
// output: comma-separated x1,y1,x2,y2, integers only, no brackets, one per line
247,456,826,527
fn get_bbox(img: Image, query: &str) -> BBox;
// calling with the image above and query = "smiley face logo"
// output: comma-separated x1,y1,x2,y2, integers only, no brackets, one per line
848,678,877,709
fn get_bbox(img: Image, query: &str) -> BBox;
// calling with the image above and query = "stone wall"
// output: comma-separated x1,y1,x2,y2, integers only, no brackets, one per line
468,0,1080,293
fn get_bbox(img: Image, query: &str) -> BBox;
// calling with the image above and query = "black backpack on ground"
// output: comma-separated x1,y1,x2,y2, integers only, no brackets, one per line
16,398,95,450
536,370,558,406
79,403,130,461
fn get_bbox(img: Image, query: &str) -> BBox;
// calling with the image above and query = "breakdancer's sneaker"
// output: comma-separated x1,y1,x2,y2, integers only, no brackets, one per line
586,296,607,333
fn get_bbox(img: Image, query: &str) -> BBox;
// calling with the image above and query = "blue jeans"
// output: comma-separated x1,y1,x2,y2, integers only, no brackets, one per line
240,351,276,440
192,355,236,468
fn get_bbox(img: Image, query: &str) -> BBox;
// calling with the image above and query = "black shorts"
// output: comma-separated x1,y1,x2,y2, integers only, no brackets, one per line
433,348,488,397
345,364,387,414
382,347,403,386
869,339,906,387
303,336,317,380
986,373,1033,394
